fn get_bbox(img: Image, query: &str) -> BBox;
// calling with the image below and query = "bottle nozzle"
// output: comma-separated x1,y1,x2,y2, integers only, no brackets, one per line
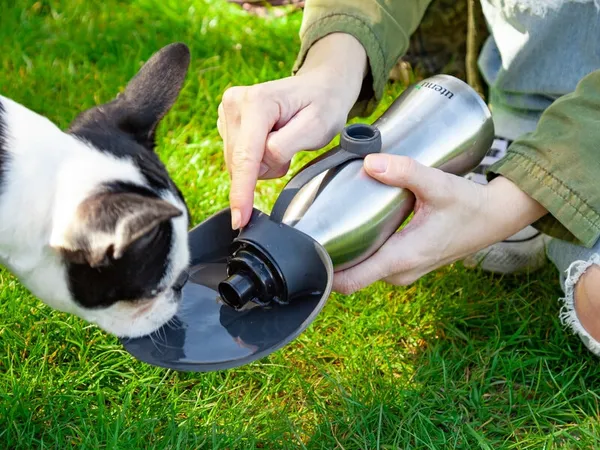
340,123,382,156
218,209,331,311
218,247,283,310
218,272,256,309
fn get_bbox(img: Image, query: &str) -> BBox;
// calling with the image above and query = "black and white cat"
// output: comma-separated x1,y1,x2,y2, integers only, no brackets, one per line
0,43,193,338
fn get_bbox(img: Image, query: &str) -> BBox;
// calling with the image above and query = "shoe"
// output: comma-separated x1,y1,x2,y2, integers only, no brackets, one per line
462,137,549,274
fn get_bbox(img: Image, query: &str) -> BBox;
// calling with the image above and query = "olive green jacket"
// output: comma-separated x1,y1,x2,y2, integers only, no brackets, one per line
292,0,600,248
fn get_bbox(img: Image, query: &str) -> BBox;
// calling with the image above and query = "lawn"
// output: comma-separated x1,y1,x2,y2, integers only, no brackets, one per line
1,0,600,448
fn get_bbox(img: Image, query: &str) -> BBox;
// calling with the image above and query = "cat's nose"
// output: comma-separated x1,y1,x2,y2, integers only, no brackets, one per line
172,270,189,292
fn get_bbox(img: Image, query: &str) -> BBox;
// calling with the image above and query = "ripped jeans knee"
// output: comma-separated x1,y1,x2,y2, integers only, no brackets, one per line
547,237,600,356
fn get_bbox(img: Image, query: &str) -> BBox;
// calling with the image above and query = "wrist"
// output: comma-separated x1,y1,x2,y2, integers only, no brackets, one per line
484,175,548,238
297,32,367,102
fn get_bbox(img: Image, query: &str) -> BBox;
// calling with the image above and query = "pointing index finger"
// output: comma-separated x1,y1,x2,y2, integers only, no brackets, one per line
229,97,278,230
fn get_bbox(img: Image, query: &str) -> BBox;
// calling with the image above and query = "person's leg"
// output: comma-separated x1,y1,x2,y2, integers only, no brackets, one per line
462,0,600,274
547,238,600,356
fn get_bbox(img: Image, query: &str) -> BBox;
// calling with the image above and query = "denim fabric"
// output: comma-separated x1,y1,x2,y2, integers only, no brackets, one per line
478,0,600,140
479,0,600,278
478,0,600,262
480,0,600,353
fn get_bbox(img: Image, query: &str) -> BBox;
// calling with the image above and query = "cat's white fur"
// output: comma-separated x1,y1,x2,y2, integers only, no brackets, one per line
0,95,189,338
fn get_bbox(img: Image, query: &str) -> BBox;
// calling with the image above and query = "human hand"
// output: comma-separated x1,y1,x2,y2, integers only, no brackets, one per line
217,33,367,230
332,154,548,294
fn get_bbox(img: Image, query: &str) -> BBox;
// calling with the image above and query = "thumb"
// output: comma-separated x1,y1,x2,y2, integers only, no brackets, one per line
264,105,342,169
363,154,439,199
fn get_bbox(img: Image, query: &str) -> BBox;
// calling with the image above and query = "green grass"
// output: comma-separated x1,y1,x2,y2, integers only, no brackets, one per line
1,0,600,448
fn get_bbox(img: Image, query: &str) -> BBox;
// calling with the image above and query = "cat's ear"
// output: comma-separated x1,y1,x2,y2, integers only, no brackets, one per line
69,43,190,151
51,192,182,268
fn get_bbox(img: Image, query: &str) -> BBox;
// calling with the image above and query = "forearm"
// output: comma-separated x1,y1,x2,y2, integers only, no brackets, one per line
485,176,548,244
293,0,433,116
487,69,600,248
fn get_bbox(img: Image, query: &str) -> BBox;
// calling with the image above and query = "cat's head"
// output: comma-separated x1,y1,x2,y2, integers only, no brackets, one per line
48,43,192,338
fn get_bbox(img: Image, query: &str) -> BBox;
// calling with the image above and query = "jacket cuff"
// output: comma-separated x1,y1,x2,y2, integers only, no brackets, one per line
487,151,600,248
292,13,408,117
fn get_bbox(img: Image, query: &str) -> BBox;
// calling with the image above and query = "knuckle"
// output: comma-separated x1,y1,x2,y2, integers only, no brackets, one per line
271,163,291,178
231,147,260,169
243,85,264,104
309,115,338,147
260,162,291,180
221,86,244,109
265,140,288,166
333,274,349,295
265,137,282,157
393,156,416,180
228,188,246,204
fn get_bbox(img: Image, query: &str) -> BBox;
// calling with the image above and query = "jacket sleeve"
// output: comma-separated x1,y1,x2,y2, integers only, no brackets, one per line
487,69,600,248
292,0,433,117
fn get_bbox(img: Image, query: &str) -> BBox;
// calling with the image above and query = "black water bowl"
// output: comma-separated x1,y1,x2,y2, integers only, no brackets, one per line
120,207,333,372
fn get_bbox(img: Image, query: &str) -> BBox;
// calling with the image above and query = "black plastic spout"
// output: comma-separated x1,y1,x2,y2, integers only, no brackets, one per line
218,273,255,309
218,245,283,309
217,209,330,310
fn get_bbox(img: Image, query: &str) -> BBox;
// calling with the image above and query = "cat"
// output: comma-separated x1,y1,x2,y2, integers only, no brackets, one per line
0,43,193,338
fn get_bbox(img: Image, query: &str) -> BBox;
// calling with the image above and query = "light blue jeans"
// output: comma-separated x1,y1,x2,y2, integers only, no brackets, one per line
477,0,600,354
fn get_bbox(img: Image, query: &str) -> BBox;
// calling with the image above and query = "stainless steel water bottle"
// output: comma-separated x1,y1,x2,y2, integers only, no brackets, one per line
217,74,494,308
274,74,494,270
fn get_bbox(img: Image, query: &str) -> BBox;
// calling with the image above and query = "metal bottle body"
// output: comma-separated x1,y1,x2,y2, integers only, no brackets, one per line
278,74,495,271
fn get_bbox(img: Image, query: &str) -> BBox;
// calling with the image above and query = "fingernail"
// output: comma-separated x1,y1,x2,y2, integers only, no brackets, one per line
231,208,242,230
259,163,269,177
365,155,388,173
